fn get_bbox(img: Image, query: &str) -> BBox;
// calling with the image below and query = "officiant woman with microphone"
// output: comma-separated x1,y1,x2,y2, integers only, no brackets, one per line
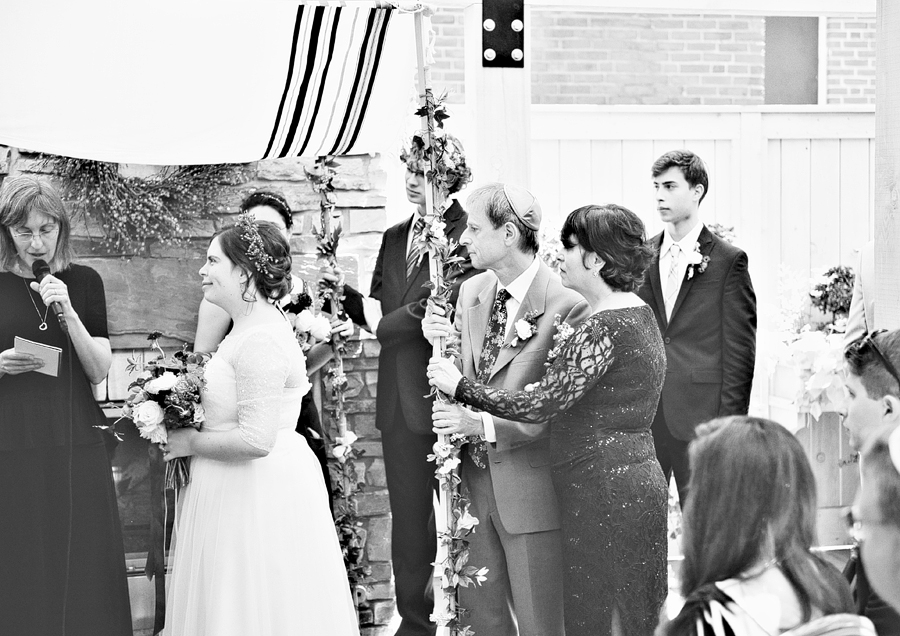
0,175,132,636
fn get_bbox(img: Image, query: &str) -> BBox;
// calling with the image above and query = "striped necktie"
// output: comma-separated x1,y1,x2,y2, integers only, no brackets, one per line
664,243,682,319
406,216,426,279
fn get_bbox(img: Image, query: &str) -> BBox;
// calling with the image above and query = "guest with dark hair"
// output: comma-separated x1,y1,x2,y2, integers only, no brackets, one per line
0,175,132,635
856,425,900,615
660,416,868,636
638,149,757,509
429,203,668,636
162,216,358,635
194,189,346,507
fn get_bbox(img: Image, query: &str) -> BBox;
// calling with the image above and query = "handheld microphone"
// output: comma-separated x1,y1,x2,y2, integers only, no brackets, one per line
32,259,69,333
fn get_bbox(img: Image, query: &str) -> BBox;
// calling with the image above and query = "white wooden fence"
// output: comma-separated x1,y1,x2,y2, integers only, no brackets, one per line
527,105,875,414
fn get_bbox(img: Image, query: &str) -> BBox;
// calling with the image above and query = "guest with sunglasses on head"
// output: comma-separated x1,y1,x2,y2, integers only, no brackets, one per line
841,329,900,635
854,424,900,615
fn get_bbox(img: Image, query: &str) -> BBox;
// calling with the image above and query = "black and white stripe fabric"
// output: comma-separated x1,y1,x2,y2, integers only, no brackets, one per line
0,3,415,164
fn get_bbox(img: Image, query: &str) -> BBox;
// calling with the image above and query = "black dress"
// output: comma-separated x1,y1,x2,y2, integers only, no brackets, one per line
0,266,132,636
455,306,668,636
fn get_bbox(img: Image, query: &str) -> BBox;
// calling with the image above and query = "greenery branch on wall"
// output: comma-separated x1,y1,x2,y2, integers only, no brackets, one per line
39,155,242,253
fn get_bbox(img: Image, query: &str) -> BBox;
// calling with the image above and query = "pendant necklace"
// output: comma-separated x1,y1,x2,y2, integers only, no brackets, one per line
24,277,50,331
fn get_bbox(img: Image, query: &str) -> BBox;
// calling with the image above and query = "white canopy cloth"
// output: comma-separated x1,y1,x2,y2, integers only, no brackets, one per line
0,3,417,164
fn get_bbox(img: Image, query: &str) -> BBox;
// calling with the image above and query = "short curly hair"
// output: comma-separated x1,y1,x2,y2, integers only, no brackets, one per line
560,204,653,292
215,220,293,303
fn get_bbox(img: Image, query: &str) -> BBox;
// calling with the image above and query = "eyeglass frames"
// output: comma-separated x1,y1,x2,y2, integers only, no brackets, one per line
10,225,59,244
851,329,900,393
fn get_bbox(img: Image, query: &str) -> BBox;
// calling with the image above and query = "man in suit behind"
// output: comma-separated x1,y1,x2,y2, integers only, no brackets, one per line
333,134,477,636
637,149,756,506
422,184,589,636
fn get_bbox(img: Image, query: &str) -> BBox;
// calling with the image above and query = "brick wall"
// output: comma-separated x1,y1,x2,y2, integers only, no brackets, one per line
430,10,766,105
0,148,394,635
826,16,876,105
430,10,877,106
430,7,466,104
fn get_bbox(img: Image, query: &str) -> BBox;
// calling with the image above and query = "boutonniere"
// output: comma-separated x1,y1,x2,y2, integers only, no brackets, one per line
686,242,710,279
508,310,539,347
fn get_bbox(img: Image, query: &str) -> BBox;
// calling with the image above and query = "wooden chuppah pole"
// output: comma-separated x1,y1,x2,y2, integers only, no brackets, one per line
413,13,455,636
413,10,486,636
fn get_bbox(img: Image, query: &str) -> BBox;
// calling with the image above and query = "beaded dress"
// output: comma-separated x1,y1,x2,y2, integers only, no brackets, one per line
455,305,668,636
164,322,358,636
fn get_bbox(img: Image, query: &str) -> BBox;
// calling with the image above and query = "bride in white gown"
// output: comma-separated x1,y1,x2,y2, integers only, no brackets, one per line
162,217,359,636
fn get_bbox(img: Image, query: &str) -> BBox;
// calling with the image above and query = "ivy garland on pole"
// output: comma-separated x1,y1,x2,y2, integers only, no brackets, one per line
305,157,371,610
38,155,238,252
413,10,487,636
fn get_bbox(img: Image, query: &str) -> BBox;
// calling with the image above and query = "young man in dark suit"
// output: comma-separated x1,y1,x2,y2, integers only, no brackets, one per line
333,134,476,636
636,150,757,507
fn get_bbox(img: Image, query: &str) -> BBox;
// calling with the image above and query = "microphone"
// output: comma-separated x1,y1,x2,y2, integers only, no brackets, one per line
32,259,69,333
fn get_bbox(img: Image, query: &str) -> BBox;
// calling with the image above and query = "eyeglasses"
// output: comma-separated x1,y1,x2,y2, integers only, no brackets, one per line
11,225,59,244
851,329,900,392
843,506,890,544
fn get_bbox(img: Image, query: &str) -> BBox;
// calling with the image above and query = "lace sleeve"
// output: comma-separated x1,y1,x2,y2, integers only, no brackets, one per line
232,330,293,453
455,319,614,424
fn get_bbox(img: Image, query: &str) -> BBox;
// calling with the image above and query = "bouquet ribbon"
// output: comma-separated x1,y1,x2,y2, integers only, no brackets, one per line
146,443,167,635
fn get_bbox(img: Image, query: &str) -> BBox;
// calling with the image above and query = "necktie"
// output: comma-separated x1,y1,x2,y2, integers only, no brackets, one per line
469,288,511,468
406,216,426,279
664,243,681,319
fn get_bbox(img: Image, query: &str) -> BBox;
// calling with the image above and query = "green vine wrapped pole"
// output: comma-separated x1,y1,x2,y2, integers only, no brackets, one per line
414,11,486,636
306,157,370,610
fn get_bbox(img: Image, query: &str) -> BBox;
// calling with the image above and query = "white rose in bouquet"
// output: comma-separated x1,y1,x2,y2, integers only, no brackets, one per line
133,401,167,443
309,315,332,341
293,309,316,333
144,371,179,394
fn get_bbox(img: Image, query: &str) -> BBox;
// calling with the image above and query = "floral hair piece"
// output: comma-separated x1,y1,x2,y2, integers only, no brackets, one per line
237,212,273,276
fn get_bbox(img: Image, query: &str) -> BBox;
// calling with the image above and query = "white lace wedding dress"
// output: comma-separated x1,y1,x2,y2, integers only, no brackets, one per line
164,322,359,636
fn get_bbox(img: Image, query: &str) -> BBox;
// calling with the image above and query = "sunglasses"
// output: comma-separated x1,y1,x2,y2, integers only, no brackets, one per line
850,329,900,392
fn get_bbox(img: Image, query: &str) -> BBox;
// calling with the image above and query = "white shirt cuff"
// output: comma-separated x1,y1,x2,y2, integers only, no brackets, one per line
361,296,383,334
481,412,496,443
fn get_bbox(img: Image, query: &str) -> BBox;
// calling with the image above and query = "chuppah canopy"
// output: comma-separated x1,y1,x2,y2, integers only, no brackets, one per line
0,3,417,165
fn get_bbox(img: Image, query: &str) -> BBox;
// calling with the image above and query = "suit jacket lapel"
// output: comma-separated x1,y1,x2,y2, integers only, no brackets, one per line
467,278,497,367
669,225,713,323
489,261,550,382
648,233,668,331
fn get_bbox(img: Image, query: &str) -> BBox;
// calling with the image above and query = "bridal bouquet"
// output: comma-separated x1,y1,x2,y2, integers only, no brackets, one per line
121,332,210,491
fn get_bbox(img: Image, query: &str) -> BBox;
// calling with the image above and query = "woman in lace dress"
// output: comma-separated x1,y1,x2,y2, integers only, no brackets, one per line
162,218,358,636
429,203,668,636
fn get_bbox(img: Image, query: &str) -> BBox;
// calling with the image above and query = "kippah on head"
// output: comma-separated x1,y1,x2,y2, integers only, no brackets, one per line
502,184,542,231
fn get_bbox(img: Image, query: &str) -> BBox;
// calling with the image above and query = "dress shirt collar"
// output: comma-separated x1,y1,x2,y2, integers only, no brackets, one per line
498,256,541,305
661,221,704,258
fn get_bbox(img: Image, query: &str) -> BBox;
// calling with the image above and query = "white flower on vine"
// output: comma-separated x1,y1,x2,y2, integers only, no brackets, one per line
437,456,461,475
432,441,455,458
457,508,479,531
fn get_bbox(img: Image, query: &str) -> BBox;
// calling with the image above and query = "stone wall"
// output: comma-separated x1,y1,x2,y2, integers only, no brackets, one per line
430,8,875,106
0,148,395,635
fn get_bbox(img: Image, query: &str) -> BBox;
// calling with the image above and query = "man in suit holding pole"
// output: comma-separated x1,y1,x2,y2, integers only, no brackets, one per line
637,149,757,507
332,134,476,636
422,184,589,636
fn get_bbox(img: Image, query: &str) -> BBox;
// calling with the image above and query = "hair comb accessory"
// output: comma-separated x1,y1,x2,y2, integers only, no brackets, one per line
889,425,900,476
502,184,542,231
237,212,273,275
